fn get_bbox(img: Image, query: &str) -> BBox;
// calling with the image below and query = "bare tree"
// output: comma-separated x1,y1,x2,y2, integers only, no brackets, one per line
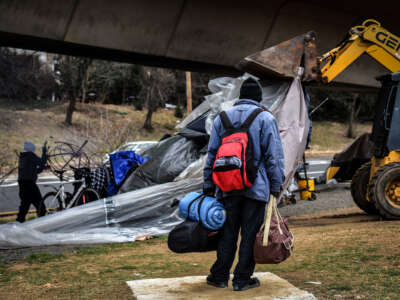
58,56,92,125
0,48,55,101
140,67,176,130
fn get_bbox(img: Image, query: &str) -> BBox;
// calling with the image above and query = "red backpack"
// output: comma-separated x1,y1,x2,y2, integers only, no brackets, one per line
212,108,263,192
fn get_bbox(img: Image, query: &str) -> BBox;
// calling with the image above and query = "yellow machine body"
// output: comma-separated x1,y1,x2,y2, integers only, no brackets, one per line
325,166,340,183
366,151,400,201
297,178,315,200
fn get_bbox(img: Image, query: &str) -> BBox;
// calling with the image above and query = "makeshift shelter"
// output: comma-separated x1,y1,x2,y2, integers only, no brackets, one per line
0,73,309,248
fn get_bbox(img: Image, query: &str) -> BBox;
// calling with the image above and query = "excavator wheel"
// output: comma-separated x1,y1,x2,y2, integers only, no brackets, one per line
350,162,378,215
369,162,400,219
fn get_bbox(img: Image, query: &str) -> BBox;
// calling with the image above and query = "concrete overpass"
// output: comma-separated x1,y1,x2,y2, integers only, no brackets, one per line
0,0,399,88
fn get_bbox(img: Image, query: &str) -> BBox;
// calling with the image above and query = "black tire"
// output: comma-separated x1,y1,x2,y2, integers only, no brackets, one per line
73,188,100,207
351,162,378,215
369,162,400,219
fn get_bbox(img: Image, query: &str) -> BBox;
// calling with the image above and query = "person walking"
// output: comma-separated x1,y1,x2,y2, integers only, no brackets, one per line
203,77,285,291
17,141,48,222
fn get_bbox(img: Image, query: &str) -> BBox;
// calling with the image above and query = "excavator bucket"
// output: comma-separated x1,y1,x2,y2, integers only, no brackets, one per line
239,31,320,82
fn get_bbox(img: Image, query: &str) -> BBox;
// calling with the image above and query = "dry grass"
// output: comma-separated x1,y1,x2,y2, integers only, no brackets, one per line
0,102,183,173
307,121,372,157
0,213,399,300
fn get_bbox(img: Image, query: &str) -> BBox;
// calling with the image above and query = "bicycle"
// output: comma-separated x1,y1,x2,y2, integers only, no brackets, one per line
39,166,100,214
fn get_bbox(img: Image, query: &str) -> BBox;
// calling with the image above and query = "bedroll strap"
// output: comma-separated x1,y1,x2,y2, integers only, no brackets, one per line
187,194,204,216
241,108,263,129
219,111,233,129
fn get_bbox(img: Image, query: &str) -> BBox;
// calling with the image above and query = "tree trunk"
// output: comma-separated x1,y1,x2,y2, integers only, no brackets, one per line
65,97,76,126
80,59,92,104
143,108,154,130
347,93,360,138
143,84,154,130
64,56,75,126
81,67,89,103
122,82,126,105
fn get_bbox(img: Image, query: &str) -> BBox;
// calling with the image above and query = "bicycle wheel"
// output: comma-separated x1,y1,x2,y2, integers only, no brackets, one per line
47,142,91,177
73,188,100,207
40,191,70,214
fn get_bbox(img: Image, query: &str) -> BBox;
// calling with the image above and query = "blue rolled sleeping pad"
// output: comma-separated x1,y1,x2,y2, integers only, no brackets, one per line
179,192,226,231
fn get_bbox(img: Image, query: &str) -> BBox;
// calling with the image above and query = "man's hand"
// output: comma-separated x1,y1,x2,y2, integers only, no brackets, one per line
270,191,280,198
203,185,216,197
42,141,48,154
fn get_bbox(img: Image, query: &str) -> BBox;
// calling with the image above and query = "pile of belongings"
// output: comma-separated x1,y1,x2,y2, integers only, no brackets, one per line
168,192,225,253
106,151,149,196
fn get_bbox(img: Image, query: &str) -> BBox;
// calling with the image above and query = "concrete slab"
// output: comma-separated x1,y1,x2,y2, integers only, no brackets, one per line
126,272,316,300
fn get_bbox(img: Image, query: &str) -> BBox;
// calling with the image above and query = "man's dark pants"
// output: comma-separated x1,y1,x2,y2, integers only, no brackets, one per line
17,180,46,223
210,196,266,286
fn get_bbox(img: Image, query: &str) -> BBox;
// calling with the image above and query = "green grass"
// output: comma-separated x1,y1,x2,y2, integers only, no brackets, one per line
26,252,66,264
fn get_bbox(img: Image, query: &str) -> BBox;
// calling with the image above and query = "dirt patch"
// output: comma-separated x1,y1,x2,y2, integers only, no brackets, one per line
288,207,381,227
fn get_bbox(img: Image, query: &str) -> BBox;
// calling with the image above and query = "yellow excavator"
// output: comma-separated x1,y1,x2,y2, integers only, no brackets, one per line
240,19,400,219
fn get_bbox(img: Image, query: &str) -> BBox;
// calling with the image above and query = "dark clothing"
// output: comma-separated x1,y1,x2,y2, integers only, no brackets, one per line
17,180,46,222
239,78,263,102
18,151,47,182
17,151,47,222
210,196,266,285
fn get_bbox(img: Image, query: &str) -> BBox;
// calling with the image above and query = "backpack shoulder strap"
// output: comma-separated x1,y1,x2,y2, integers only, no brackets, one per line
241,108,263,129
219,111,233,129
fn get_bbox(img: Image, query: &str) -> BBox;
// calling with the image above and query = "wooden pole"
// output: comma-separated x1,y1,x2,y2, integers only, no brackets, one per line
186,71,192,113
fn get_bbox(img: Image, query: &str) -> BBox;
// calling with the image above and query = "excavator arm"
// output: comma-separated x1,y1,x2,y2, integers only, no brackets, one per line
240,19,400,84
320,19,400,83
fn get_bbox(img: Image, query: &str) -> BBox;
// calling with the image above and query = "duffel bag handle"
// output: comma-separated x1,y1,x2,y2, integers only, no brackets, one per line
262,195,283,246
261,195,294,250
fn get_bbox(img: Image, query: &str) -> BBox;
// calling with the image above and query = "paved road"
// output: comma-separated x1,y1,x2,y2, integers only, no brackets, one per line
0,157,332,214
0,177,74,214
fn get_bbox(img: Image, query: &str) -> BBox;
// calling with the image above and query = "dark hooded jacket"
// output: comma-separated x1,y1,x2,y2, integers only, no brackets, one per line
18,151,47,182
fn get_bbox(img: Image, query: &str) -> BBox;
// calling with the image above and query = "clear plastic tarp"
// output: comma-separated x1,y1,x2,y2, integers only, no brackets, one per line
0,73,308,248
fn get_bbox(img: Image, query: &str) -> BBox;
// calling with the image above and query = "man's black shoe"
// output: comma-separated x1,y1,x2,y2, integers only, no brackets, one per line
233,277,260,291
206,275,228,288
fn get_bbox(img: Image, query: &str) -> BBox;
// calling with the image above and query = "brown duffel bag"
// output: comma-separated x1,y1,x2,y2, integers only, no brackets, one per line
253,195,294,264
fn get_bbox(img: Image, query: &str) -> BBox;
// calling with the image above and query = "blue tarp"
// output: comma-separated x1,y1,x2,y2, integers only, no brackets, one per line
108,151,149,195
179,192,226,230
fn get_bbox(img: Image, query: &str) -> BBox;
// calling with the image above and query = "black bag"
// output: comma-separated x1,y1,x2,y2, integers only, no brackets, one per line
168,194,221,253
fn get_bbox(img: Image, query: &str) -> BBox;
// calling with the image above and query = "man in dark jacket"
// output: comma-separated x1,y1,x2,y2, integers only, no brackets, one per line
17,141,48,222
203,77,285,291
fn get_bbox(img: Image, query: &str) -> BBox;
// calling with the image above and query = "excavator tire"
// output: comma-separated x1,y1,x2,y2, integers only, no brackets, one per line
351,162,378,215
369,162,400,219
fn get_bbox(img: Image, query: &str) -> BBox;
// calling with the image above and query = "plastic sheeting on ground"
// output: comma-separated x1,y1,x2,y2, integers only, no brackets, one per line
0,178,203,248
0,73,308,248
